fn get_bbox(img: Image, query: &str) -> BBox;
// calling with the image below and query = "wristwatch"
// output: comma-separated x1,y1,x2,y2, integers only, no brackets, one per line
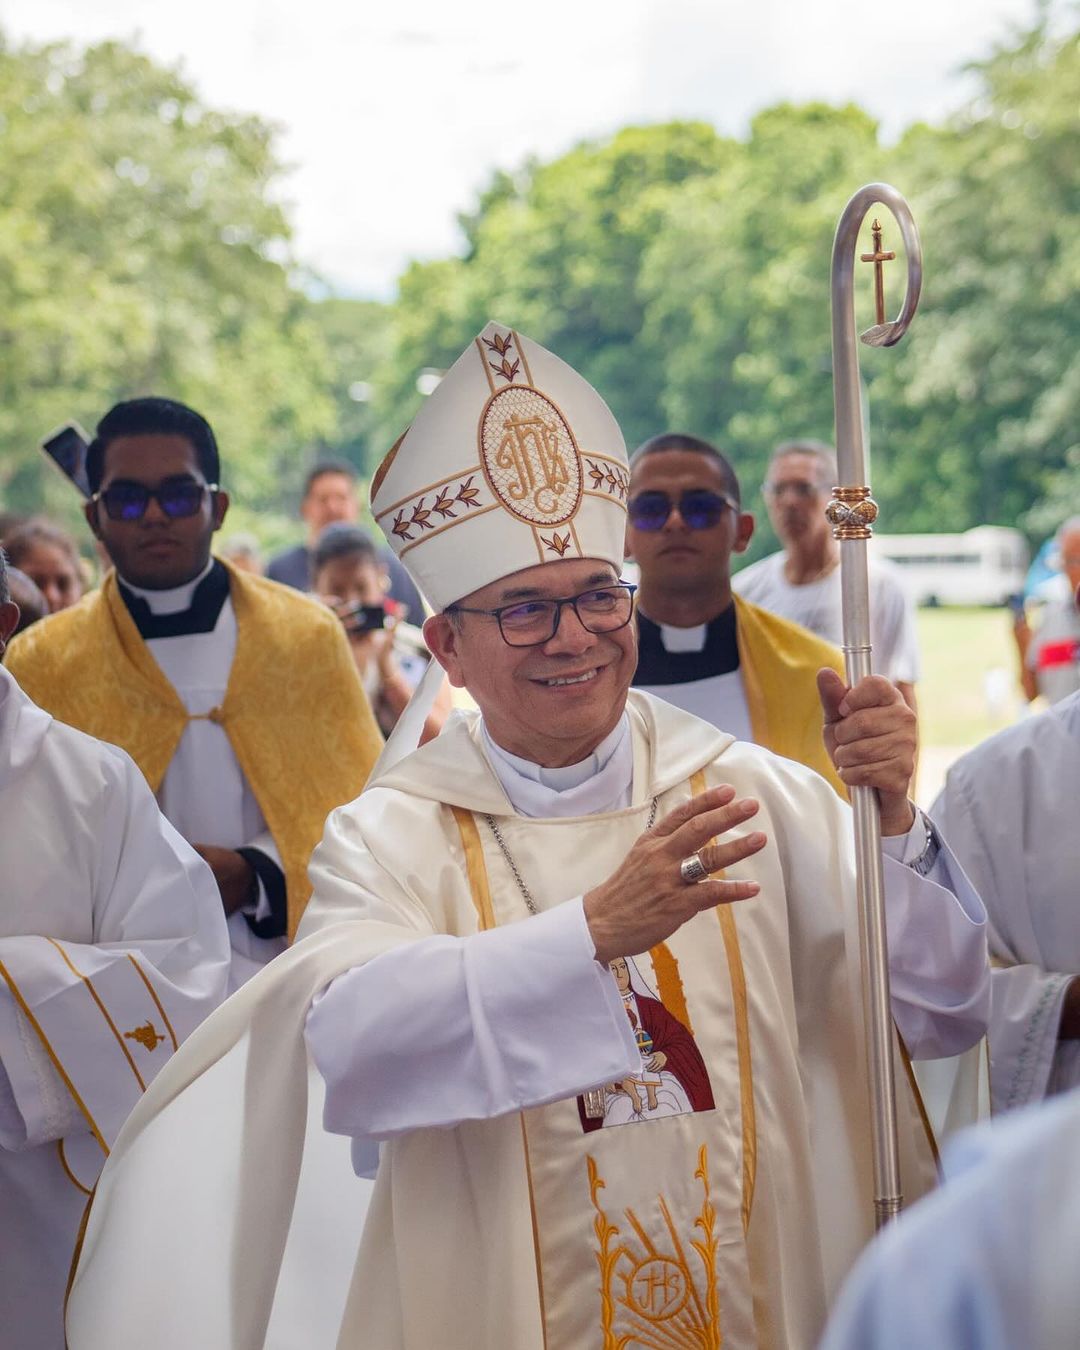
908,808,942,876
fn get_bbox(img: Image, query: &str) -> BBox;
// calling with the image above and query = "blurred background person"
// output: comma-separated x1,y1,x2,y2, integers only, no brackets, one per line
627,433,846,792
218,531,264,576
267,458,424,624
734,438,920,713
311,522,449,741
3,516,86,614
7,397,382,989
1013,515,1080,704
6,567,47,636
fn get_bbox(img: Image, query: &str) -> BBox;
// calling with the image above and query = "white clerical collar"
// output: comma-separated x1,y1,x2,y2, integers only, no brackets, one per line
118,558,214,616
659,622,707,653
482,714,633,818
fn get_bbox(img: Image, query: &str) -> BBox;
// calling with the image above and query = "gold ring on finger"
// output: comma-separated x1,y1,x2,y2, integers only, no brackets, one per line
679,852,709,885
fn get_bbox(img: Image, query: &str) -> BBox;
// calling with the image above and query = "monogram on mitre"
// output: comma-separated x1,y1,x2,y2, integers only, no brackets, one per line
371,321,630,611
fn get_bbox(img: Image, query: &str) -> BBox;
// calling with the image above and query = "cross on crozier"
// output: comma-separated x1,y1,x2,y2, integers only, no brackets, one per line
859,218,896,325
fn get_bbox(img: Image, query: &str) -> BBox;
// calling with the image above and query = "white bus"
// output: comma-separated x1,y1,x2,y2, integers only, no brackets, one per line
869,526,1028,607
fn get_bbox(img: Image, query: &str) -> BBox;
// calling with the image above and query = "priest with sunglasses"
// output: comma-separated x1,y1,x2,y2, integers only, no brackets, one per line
7,398,382,988
628,432,848,794
67,330,988,1350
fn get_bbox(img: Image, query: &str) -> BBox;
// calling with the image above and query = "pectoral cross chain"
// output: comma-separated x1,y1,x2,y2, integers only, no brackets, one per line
860,218,896,325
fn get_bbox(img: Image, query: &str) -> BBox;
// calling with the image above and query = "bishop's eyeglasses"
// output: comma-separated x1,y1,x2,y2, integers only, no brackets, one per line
447,583,637,647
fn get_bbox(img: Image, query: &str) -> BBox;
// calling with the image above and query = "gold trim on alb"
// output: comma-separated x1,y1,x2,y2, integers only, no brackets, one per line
825,485,879,539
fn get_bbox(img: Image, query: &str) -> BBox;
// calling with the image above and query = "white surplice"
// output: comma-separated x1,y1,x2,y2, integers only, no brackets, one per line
931,691,1080,1113
820,1087,1080,1350
67,692,988,1350
122,565,287,987
0,665,230,1350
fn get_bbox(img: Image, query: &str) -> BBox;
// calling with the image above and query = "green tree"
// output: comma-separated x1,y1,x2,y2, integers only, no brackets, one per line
0,32,335,526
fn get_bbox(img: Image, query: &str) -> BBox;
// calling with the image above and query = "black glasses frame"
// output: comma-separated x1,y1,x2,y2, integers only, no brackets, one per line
627,488,739,532
447,582,638,648
91,478,220,522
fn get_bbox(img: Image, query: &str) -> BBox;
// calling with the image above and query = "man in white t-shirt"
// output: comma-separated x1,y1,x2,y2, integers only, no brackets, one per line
733,439,920,710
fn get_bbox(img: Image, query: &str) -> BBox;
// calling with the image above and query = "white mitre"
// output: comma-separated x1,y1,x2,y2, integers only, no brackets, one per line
371,321,630,609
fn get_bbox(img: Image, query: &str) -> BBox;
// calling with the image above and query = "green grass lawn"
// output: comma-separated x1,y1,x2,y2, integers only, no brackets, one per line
913,606,1026,804
916,606,1021,748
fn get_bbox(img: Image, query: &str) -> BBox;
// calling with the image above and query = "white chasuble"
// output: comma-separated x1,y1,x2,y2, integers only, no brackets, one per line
67,692,989,1350
0,668,230,1350
459,800,758,1348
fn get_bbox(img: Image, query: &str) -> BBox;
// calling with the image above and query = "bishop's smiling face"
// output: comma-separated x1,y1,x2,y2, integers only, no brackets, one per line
423,557,638,768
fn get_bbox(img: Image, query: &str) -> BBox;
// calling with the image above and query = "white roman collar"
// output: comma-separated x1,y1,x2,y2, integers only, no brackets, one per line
481,714,633,818
119,558,215,616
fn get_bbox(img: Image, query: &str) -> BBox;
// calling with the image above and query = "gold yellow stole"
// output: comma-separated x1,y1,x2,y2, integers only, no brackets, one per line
7,563,382,937
733,593,847,798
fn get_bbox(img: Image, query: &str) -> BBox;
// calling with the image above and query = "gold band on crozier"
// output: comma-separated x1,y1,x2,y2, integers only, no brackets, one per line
825,485,879,540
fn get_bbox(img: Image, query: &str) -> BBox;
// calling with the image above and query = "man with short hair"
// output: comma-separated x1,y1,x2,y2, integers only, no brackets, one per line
0,546,230,1349
733,439,920,711
267,458,424,622
7,398,382,987
68,328,989,1350
628,432,845,790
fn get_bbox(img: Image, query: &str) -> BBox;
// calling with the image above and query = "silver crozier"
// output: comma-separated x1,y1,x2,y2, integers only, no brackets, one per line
829,182,922,1229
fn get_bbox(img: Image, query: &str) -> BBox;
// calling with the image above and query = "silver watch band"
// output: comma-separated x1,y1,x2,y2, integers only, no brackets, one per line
908,808,942,876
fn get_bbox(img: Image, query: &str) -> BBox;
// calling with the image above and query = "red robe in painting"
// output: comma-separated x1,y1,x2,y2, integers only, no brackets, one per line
579,992,714,1132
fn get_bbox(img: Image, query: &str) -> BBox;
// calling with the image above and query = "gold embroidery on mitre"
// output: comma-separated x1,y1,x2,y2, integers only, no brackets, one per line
585,456,630,501
482,329,522,384
589,1146,721,1349
124,1021,165,1052
389,474,486,544
543,530,573,557
478,385,584,527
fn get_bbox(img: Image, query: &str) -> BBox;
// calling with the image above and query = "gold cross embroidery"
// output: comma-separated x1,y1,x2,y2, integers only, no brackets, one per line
124,1021,165,1052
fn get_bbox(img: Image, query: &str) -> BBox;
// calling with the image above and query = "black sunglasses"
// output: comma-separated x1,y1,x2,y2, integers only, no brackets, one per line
627,489,738,532
92,478,219,522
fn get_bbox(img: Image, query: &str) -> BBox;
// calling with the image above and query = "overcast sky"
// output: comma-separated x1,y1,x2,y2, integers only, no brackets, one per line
0,0,1047,297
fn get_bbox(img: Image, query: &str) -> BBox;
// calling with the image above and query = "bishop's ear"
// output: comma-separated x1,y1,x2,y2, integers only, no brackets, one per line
422,612,468,689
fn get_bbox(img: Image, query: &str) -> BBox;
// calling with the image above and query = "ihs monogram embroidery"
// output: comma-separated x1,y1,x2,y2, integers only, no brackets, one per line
589,1147,721,1348
124,1020,165,1052
479,384,584,526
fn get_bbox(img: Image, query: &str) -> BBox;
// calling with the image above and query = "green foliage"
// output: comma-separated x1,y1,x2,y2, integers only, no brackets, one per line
1,17,1076,553
0,32,336,520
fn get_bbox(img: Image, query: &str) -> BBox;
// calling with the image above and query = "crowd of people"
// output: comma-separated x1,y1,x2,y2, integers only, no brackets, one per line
0,325,1076,1349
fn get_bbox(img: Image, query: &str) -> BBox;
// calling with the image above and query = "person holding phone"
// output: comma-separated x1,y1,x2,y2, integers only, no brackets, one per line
6,398,382,989
311,522,449,740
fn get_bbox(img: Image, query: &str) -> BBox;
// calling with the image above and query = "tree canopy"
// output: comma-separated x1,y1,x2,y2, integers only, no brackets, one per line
1,17,1076,551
